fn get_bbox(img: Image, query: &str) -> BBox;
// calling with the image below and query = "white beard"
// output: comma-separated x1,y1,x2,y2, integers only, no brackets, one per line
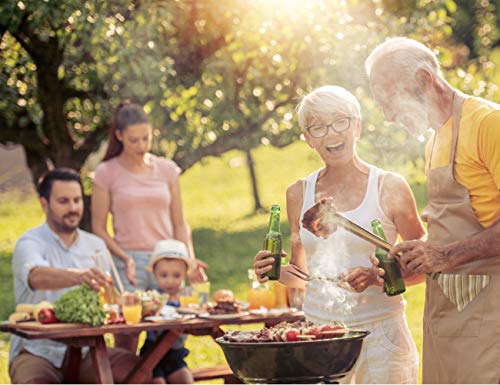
395,97,432,138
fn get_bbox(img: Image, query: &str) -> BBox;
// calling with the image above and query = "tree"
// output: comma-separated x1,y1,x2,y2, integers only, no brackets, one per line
2,0,498,215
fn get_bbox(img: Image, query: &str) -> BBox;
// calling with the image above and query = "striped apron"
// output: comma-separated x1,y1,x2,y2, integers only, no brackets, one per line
421,91,500,383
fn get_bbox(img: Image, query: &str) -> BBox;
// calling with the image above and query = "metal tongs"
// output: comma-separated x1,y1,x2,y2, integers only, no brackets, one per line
286,265,342,283
302,198,439,279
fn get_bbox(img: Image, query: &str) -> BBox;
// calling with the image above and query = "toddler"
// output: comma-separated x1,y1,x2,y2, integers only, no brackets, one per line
141,239,196,384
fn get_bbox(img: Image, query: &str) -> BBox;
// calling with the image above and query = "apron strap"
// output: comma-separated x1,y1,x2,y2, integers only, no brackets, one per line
450,91,467,164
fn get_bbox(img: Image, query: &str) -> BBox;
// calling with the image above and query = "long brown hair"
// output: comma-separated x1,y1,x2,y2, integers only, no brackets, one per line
103,100,150,161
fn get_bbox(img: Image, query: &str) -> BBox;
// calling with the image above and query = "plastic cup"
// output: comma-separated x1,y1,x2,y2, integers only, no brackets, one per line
179,286,200,308
121,292,142,324
192,282,211,306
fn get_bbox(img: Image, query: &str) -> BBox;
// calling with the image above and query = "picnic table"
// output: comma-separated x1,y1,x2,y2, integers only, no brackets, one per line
0,311,304,384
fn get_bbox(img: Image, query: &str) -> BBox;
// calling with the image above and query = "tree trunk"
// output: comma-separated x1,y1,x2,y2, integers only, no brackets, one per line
80,194,92,232
245,149,263,212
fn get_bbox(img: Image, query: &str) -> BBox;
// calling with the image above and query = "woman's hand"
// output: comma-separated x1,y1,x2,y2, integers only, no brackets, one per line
342,264,382,293
188,259,208,284
254,249,287,283
124,257,137,287
369,254,385,291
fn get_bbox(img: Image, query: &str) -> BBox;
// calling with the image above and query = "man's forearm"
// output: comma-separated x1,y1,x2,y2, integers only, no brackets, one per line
28,267,82,290
446,220,500,268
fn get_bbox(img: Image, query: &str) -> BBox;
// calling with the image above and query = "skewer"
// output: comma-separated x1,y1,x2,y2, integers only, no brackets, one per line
320,328,349,334
297,334,316,340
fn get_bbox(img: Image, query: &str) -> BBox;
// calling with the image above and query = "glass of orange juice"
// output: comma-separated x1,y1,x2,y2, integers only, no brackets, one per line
121,292,142,324
247,268,275,310
179,286,200,308
94,250,119,308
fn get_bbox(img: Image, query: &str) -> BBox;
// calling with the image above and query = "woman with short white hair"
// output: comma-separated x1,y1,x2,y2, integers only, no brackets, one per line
254,85,425,383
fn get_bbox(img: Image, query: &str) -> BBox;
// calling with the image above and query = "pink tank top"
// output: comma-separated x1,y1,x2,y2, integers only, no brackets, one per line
93,155,180,251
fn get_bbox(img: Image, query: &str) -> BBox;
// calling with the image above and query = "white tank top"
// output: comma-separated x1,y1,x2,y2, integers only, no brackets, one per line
299,165,406,327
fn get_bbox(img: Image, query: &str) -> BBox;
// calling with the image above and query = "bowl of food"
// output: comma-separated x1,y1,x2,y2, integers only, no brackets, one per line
216,321,369,384
135,290,167,317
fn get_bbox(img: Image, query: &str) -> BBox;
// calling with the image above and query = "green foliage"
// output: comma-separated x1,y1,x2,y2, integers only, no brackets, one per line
53,284,106,326
6,0,500,183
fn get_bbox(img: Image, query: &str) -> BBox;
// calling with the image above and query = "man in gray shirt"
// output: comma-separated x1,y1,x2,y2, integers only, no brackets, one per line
9,168,143,383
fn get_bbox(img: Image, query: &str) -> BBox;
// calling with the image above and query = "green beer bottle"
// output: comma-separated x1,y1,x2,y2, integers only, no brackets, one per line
263,204,283,280
370,219,406,296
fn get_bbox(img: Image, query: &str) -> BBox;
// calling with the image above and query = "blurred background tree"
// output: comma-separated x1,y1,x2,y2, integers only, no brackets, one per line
1,0,500,217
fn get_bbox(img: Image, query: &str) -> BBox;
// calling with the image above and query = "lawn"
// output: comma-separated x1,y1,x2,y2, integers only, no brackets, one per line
0,140,426,383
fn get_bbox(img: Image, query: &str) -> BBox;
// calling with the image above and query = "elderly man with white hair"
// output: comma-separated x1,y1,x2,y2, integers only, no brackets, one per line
366,37,500,383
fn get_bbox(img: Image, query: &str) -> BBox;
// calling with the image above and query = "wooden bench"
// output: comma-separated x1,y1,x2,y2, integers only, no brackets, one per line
193,364,241,383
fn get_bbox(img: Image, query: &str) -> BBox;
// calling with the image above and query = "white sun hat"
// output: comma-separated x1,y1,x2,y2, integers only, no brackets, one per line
147,239,196,273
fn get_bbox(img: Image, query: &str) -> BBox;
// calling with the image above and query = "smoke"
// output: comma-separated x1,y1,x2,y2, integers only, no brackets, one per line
309,230,358,325
391,85,434,139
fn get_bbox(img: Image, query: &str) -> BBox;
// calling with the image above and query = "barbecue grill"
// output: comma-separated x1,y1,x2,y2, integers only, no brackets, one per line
216,330,369,383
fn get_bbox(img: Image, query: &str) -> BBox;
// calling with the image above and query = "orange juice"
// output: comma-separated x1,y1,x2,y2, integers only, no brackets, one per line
273,281,288,308
122,305,142,324
100,275,118,306
180,295,199,307
247,286,275,310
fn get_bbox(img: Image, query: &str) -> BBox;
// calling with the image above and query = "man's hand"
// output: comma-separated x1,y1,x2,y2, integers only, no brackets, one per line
389,240,450,274
76,267,109,292
342,265,382,293
254,250,287,283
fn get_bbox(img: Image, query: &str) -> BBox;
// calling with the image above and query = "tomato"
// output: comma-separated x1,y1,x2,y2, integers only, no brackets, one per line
37,308,59,324
285,328,300,342
308,327,321,339
320,324,346,338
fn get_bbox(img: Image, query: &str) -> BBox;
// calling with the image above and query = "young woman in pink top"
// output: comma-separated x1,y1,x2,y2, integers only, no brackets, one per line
91,102,207,293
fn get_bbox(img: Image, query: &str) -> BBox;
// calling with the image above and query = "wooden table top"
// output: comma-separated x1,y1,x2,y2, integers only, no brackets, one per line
0,311,305,339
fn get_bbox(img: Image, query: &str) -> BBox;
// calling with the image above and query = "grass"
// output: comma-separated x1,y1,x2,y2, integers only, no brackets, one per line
0,140,426,383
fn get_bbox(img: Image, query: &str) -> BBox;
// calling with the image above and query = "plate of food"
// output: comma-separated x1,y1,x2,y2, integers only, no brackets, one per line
198,289,248,319
249,307,301,316
198,311,249,320
144,314,196,322
176,306,204,315
144,304,196,322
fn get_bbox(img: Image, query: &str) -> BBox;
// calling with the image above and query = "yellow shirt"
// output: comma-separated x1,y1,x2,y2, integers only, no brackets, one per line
425,97,500,228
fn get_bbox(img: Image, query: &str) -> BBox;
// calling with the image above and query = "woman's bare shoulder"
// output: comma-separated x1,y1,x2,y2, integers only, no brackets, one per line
286,178,306,202
379,170,409,190
379,170,416,219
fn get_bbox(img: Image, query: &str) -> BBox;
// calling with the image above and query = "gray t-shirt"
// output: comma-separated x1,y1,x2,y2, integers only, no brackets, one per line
10,222,108,368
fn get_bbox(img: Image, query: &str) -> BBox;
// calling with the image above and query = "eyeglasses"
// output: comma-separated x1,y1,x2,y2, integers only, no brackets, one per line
305,117,352,138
